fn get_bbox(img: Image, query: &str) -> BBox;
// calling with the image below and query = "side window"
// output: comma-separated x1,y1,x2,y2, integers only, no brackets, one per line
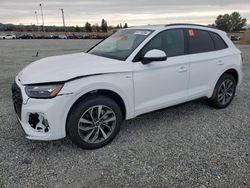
188,29,215,54
136,29,185,61
209,32,228,50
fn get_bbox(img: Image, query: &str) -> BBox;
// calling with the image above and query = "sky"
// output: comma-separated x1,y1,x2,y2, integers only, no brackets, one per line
0,0,250,26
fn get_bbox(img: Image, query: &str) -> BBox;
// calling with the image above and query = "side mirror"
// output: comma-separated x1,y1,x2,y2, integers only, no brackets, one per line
142,49,167,64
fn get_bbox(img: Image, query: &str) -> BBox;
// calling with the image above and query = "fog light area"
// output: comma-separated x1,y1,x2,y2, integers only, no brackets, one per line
28,113,50,133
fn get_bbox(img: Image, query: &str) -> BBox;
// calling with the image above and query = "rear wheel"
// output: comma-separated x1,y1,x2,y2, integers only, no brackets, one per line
67,95,122,149
208,73,236,109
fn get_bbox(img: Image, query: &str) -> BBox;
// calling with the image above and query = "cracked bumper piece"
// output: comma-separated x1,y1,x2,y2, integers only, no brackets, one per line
17,94,72,141
12,78,73,141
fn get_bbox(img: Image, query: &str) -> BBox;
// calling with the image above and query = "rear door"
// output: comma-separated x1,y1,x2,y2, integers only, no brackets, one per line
187,29,228,100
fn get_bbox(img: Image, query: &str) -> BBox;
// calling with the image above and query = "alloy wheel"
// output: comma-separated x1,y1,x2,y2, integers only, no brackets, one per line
217,79,235,105
78,105,116,144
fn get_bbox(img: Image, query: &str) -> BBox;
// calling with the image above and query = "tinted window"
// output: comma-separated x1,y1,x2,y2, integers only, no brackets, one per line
209,32,228,50
135,29,185,60
188,29,215,54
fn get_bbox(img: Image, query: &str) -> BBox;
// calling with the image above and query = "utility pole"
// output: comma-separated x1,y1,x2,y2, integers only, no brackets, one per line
35,11,39,31
59,8,66,33
40,3,45,31
35,11,39,25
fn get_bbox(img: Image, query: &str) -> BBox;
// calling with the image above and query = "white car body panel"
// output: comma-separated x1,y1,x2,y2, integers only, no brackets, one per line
18,53,133,85
188,50,242,100
133,55,189,116
12,24,243,141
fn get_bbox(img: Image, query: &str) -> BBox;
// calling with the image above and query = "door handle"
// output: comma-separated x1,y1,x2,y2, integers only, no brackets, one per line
217,60,224,65
178,66,188,73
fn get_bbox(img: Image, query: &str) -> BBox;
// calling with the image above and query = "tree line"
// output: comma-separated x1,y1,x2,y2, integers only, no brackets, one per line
0,19,128,32
0,12,247,33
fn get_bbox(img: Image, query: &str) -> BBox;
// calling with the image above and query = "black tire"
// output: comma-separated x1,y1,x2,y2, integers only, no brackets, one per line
207,73,236,109
66,95,123,149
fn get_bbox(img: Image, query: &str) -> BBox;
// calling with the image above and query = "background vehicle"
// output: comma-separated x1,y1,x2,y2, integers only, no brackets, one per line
73,33,84,39
0,34,16,39
12,24,242,149
231,35,241,41
16,34,33,39
67,35,75,39
58,35,67,39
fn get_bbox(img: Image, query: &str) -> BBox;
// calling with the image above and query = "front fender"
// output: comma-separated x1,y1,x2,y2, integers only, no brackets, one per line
58,73,134,136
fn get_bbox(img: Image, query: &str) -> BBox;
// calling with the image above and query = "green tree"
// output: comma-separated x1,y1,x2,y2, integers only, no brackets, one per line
215,14,231,32
230,12,247,31
85,22,92,32
123,23,128,28
215,12,247,32
101,19,108,32
75,25,80,32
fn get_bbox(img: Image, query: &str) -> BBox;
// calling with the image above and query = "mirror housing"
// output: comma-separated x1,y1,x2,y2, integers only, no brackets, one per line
141,49,167,64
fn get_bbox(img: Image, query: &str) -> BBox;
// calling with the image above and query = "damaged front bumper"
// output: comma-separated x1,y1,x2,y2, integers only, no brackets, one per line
12,78,72,141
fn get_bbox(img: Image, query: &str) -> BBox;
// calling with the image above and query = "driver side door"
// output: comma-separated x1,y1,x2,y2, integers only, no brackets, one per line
132,29,190,116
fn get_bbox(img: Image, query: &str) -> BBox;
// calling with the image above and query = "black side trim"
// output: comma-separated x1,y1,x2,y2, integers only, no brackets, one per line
65,73,104,82
165,23,213,29
11,82,23,119
86,39,105,53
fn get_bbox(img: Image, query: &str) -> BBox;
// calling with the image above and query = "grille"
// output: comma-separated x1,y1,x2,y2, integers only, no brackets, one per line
11,82,23,119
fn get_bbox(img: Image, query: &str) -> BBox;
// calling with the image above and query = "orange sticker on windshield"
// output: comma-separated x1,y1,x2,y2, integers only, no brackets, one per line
188,29,195,37
116,35,124,41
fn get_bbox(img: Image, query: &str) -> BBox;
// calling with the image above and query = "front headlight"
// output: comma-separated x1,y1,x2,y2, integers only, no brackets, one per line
25,84,63,98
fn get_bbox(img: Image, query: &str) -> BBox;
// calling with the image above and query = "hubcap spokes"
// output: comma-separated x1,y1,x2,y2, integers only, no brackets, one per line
218,79,234,105
78,105,116,144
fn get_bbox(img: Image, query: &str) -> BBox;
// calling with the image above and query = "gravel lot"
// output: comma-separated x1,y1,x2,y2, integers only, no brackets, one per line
0,40,249,188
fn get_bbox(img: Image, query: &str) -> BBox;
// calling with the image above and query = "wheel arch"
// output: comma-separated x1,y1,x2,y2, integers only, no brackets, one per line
209,67,240,98
65,88,128,137
223,68,239,84
66,89,127,122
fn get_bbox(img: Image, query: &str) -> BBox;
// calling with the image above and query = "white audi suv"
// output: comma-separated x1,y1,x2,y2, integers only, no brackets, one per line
12,24,243,149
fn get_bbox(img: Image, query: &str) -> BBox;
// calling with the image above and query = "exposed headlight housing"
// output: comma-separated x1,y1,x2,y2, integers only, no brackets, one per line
25,84,63,99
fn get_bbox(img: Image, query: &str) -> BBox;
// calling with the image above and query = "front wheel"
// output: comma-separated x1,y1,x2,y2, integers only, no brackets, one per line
66,95,123,149
208,73,236,109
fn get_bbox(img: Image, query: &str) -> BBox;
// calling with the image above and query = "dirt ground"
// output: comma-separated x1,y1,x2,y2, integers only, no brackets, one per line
0,40,249,188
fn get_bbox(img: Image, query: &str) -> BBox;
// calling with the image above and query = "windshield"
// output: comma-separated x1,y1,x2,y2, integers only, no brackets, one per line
89,29,153,61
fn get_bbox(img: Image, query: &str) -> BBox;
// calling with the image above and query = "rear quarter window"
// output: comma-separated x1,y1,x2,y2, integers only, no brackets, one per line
187,29,215,54
209,32,228,50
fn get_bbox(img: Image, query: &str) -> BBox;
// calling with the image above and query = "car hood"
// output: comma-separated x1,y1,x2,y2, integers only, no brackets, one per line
18,53,132,85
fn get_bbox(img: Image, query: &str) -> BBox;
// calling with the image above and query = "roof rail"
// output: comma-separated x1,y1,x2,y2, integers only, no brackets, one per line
165,23,213,28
